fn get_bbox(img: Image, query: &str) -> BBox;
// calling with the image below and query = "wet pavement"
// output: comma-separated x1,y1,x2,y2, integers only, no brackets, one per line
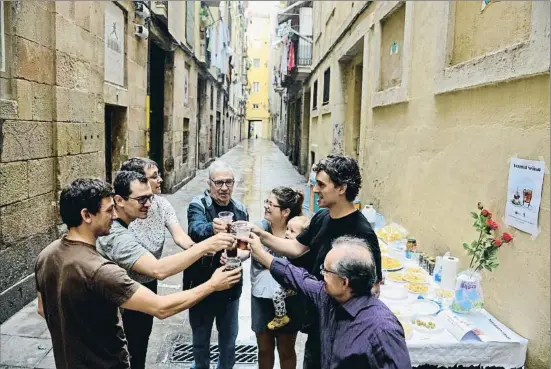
0,139,309,369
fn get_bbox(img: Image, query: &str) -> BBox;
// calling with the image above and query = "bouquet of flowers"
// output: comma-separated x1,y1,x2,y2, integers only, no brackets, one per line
452,203,513,314
463,202,513,272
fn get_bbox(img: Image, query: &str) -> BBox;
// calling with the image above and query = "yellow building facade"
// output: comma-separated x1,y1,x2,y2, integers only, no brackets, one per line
300,1,549,367
246,9,271,139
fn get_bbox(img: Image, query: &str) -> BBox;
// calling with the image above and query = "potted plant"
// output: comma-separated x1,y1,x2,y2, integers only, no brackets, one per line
451,203,513,314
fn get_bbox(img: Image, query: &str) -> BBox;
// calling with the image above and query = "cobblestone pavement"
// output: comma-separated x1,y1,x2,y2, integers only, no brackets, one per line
0,139,309,369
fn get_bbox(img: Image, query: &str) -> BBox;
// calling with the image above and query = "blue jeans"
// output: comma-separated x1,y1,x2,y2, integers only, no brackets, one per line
189,298,239,369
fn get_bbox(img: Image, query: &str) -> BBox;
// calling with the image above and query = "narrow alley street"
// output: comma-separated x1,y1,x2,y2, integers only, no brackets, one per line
0,140,308,369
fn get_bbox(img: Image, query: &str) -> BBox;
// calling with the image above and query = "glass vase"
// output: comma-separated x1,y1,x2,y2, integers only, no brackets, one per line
450,269,484,314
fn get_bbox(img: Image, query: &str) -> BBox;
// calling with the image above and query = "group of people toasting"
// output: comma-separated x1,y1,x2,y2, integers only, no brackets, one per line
34,154,411,369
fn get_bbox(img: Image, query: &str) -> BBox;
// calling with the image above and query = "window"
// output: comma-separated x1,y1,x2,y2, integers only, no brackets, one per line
210,84,214,110
184,63,190,106
227,2,232,43
253,104,259,109
0,1,4,72
312,80,318,110
323,68,330,105
253,58,260,68
185,0,194,47
253,82,260,93
182,118,190,163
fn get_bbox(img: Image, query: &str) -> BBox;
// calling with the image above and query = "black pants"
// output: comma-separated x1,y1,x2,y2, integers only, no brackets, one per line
122,279,157,369
303,327,321,369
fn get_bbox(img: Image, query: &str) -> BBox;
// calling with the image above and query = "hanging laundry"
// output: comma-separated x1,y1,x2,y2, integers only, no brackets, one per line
287,40,295,72
207,27,212,52
280,36,289,77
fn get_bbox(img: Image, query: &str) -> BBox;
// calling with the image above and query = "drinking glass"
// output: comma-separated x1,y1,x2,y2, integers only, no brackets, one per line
218,211,234,232
231,221,251,250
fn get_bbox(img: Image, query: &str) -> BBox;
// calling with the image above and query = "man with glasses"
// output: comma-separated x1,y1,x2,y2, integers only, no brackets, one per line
244,235,411,369
97,171,236,368
251,155,382,369
185,161,250,369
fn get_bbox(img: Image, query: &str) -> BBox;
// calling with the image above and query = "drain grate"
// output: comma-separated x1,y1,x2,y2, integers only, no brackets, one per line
170,343,258,364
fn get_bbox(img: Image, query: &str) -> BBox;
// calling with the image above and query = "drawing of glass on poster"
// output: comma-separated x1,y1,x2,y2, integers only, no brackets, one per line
104,2,125,87
504,158,545,236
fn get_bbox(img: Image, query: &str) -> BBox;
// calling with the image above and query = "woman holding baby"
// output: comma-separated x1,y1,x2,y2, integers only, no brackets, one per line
250,187,309,369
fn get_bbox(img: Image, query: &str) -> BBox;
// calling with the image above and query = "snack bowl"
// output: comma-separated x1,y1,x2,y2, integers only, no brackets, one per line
403,272,428,284
410,315,443,334
409,299,440,316
404,266,425,274
380,284,408,301
406,282,430,295
386,271,406,284
382,256,403,272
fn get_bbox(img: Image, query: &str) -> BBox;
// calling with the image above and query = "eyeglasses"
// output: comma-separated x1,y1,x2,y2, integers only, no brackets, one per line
264,199,283,208
127,194,153,205
320,265,341,278
147,172,162,181
210,179,235,188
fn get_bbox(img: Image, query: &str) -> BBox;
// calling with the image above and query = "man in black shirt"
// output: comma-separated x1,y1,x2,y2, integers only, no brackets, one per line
252,155,382,369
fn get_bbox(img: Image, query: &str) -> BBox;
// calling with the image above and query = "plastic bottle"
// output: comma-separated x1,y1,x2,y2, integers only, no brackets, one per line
434,252,449,283
362,203,377,226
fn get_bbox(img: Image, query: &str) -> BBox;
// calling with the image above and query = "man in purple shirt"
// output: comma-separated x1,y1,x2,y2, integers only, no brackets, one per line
243,234,411,369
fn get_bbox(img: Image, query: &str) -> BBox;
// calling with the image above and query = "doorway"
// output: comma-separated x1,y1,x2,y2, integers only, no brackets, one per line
104,105,127,184
196,77,207,168
301,89,311,173
149,42,166,173
215,112,221,157
351,64,363,160
292,97,302,167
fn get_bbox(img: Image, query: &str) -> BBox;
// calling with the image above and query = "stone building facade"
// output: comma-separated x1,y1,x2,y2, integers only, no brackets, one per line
0,0,248,323
270,1,550,367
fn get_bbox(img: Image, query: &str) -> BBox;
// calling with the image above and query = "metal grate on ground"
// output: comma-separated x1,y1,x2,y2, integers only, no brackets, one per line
170,343,258,365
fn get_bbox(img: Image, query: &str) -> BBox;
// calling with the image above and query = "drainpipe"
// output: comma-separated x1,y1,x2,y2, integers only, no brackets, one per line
145,20,151,158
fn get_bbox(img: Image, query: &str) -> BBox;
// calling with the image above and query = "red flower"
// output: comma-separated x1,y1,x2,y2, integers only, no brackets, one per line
486,219,498,230
492,238,502,247
481,209,492,218
501,232,513,243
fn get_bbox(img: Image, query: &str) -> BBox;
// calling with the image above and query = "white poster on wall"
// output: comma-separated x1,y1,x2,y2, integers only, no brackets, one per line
504,158,545,236
104,3,125,86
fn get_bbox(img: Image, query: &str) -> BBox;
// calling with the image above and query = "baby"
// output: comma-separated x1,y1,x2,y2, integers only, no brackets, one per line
267,215,310,330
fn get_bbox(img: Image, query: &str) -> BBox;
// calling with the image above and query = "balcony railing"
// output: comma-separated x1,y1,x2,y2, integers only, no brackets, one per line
297,41,312,67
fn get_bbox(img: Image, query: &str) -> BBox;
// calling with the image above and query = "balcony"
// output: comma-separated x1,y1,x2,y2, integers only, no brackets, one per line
202,0,221,7
297,39,312,68
152,1,168,20
198,37,211,67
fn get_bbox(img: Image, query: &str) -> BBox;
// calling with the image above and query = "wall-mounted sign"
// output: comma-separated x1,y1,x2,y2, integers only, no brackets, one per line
105,2,125,86
504,158,545,236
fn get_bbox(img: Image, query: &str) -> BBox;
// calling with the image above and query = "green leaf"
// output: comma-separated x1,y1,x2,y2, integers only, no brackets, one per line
471,212,479,219
471,240,479,249
463,242,471,251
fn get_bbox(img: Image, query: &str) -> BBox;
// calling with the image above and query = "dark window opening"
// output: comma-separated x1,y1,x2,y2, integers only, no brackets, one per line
312,80,318,110
323,68,330,105
182,118,190,163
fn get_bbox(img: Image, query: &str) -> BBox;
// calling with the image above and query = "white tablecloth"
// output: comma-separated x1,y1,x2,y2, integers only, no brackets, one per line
380,259,528,368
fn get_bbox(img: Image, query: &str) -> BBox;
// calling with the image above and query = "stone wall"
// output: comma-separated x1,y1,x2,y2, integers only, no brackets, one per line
306,1,550,367
0,0,149,322
164,51,198,191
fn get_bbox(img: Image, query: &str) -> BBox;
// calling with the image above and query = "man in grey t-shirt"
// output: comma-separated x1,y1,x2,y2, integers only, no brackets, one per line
97,171,236,369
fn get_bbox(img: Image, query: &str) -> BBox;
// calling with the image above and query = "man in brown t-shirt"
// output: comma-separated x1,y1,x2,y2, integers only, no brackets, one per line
35,178,241,369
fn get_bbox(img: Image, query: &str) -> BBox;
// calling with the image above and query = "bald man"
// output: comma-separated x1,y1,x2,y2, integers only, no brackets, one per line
245,235,411,369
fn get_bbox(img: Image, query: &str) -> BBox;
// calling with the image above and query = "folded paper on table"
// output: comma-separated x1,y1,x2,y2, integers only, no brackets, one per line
438,310,514,343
